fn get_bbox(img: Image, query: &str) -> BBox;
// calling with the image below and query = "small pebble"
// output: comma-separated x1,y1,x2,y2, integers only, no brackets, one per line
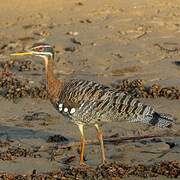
66,31,79,36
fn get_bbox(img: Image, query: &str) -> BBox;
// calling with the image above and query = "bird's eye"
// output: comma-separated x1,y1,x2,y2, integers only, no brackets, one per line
38,47,44,52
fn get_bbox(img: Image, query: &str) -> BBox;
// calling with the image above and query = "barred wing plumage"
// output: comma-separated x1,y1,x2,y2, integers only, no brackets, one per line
56,79,173,128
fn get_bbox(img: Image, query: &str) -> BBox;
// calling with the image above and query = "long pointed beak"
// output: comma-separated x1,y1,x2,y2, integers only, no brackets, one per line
10,52,33,56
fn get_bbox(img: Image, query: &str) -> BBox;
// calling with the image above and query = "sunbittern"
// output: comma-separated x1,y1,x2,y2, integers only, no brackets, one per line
11,43,174,165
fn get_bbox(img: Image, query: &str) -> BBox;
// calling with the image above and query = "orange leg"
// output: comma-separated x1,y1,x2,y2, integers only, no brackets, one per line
95,124,106,164
78,124,85,165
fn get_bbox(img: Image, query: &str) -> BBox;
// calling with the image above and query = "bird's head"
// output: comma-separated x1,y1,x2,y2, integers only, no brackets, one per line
11,43,54,60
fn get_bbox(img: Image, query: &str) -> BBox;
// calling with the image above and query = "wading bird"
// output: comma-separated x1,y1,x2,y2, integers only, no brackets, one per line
11,43,174,165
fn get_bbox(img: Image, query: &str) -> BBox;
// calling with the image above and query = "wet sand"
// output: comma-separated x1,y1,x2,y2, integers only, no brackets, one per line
0,0,180,178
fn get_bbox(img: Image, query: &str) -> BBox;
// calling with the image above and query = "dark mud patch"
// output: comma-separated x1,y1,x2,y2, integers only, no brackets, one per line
24,112,51,121
110,66,140,76
174,61,180,67
47,134,68,143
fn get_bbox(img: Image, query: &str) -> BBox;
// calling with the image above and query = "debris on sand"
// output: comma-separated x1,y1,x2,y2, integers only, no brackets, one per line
0,161,179,179
0,139,11,148
63,155,76,164
0,76,29,99
0,75,48,100
47,134,68,143
174,61,180,66
0,59,39,72
0,146,40,160
0,73,179,101
64,46,76,52
66,31,79,36
70,38,82,45
111,79,180,100
24,112,51,121
154,43,180,53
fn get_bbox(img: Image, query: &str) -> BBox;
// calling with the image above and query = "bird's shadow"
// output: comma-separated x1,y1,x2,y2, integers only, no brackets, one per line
0,125,75,142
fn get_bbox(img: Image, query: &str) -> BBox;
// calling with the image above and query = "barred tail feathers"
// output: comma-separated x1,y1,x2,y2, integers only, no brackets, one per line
144,112,174,128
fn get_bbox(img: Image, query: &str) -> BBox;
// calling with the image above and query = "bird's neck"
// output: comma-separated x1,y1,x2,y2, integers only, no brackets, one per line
44,57,64,103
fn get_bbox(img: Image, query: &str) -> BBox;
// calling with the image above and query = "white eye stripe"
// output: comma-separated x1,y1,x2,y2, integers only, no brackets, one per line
33,51,52,55
32,45,52,49
33,51,53,57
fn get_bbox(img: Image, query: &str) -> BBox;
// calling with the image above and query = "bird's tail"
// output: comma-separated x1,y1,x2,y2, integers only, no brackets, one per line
143,112,174,128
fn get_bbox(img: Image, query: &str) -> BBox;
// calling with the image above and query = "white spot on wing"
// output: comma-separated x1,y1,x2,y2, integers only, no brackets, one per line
79,103,84,110
64,107,68,112
70,108,76,114
58,103,63,111
59,103,63,108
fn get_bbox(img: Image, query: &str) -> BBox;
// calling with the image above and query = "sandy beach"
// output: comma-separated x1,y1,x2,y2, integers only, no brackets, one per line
0,0,180,178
